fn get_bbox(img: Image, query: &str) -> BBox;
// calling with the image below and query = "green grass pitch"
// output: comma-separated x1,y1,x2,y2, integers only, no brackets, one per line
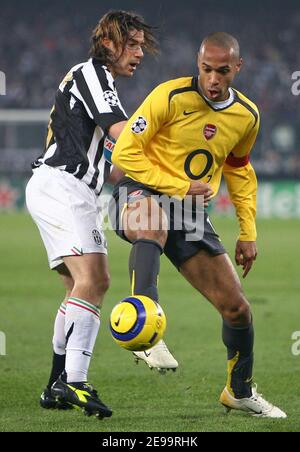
0,213,299,432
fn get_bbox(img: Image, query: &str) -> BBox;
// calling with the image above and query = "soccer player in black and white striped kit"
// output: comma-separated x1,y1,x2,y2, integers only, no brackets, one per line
26,10,159,418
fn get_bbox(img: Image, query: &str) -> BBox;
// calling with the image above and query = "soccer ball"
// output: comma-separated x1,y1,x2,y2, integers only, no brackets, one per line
109,295,166,351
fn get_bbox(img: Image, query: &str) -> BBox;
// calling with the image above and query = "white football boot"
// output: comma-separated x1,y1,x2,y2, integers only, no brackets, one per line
133,339,178,374
220,385,287,418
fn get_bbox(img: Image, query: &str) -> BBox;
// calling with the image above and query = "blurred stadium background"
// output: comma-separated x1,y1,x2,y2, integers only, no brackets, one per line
0,0,299,215
0,0,299,433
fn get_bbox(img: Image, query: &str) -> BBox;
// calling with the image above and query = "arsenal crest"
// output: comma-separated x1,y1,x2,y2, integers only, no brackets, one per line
204,124,217,140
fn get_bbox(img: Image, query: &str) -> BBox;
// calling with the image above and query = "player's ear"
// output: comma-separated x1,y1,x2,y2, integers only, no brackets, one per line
197,51,202,70
236,57,243,73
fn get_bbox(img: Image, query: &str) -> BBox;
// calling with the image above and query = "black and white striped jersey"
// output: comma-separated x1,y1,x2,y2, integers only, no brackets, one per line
32,59,127,195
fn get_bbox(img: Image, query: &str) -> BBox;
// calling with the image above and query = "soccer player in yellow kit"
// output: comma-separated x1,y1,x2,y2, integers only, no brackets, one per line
110,32,286,418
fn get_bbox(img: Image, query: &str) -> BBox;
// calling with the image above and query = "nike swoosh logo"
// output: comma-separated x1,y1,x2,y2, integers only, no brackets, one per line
114,308,126,327
183,110,198,116
144,351,151,357
244,378,253,384
82,351,92,357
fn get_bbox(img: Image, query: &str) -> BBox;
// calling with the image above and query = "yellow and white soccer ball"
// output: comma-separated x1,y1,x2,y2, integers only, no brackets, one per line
109,295,166,351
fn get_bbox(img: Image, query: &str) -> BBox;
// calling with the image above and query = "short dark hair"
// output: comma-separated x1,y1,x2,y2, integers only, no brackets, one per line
200,32,240,59
89,10,158,64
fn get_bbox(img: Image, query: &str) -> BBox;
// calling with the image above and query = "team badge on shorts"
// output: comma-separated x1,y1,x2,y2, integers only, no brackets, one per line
128,190,144,200
103,90,119,107
203,124,217,140
92,229,103,246
131,116,147,134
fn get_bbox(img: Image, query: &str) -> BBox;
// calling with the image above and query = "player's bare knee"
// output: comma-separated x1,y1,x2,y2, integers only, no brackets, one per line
223,298,251,327
94,273,110,298
72,272,110,304
124,197,168,247
136,228,168,247
153,228,168,247
126,227,167,247
125,212,168,247
100,273,110,294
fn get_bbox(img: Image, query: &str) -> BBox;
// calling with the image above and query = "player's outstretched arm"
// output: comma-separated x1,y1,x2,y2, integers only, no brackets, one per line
223,160,258,278
223,105,260,244
223,161,258,243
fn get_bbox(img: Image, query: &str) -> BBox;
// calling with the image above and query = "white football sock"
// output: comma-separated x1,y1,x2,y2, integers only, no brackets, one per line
52,302,67,355
64,297,100,383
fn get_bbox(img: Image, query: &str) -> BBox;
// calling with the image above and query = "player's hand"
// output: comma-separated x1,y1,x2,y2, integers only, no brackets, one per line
235,240,258,278
187,182,214,207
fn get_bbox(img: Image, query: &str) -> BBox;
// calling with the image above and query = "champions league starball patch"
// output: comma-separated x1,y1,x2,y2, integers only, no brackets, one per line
131,116,147,134
103,90,119,107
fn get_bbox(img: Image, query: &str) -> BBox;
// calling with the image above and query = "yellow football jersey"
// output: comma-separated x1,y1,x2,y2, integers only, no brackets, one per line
112,76,260,241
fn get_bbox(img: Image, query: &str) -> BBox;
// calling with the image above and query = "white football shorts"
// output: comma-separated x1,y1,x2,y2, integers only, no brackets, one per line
25,164,107,269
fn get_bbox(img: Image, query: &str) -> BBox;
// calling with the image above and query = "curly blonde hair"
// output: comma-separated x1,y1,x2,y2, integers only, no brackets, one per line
90,10,158,64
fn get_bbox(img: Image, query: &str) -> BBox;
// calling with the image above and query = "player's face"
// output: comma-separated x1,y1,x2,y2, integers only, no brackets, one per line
198,44,242,101
108,29,145,78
